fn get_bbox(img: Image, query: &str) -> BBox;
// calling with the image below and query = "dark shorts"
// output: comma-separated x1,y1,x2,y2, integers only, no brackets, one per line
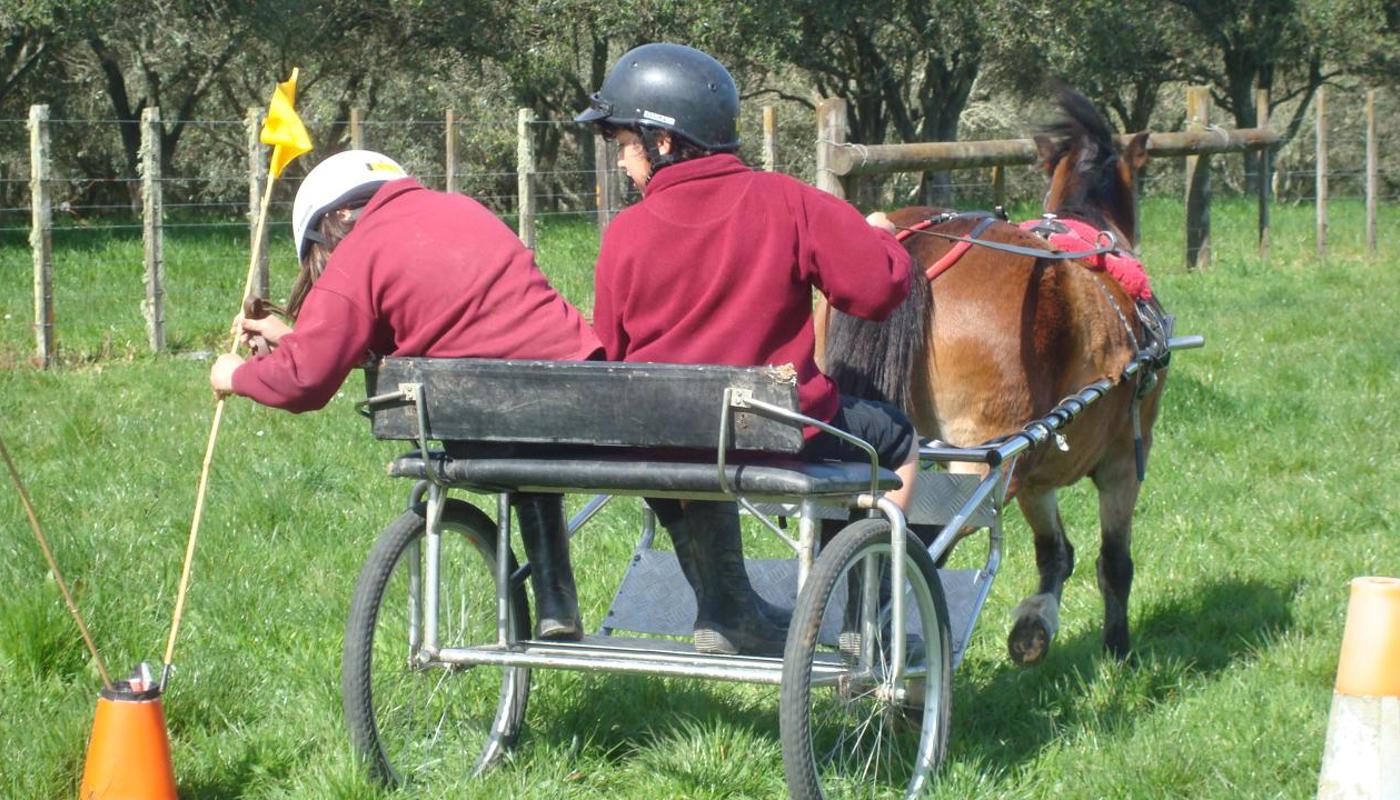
799,395,915,471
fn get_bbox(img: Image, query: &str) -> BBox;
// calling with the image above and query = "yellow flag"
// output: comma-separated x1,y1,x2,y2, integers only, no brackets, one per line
260,68,313,179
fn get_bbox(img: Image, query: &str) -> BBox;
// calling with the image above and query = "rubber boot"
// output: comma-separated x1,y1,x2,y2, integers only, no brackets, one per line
514,493,581,641
668,503,791,630
669,501,787,656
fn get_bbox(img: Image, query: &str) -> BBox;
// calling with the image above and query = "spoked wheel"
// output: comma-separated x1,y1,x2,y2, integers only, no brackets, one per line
780,518,953,800
342,499,531,786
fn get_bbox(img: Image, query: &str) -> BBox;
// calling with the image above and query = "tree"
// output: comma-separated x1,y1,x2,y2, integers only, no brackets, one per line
985,0,1188,134
743,0,991,204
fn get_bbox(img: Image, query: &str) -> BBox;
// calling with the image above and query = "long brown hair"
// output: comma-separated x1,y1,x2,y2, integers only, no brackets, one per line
287,207,357,318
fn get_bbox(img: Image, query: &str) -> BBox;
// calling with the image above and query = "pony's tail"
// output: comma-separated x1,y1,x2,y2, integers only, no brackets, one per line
823,269,932,412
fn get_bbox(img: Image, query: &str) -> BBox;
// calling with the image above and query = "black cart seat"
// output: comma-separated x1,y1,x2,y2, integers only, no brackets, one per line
363,358,900,502
387,451,900,501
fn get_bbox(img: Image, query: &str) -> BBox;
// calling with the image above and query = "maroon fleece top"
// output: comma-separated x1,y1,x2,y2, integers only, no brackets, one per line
592,154,911,427
233,178,602,412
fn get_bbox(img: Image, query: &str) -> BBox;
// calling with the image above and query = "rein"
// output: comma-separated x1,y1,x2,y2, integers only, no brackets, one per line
896,221,1121,265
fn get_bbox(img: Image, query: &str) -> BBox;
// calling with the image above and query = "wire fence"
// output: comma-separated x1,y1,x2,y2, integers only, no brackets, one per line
0,86,1394,367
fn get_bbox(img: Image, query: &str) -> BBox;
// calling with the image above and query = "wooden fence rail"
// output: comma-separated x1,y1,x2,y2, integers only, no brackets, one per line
815,87,1284,270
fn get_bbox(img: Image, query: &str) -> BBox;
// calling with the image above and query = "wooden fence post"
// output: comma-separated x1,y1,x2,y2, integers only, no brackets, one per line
1315,86,1327,260
763,105,778,172
1366,89,1377,256
350,107,364,150
246,106,269,298
815,98,848,199
140,107,165,352
28,104,53,368
1256,86,1271,263
992,165,1006,208
594,134,620,231
1184,85,1211,270
444,109,458,195
517,108,537,249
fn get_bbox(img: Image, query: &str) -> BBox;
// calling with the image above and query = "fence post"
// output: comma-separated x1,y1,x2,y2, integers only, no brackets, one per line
350,107,364,150
140,107,165,353
516,109,537,249
992,165,1006,209
1366,89,1377,256
444,109,458,195
1256,86,1271,263
1184,85,1211,270
594,134,619,232
28,104,53,368
1315,86,1327,260
763,105,778,172
815,98,848,199
246,106,269,299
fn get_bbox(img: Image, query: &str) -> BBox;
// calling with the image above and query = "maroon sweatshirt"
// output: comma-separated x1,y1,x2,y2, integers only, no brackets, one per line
234,178,602,412
592,154,911,427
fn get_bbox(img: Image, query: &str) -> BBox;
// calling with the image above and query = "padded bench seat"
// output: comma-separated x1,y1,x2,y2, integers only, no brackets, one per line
387,452,901,501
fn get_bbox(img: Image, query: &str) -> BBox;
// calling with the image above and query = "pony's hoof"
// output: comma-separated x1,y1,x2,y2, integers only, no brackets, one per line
1008,616,1051,666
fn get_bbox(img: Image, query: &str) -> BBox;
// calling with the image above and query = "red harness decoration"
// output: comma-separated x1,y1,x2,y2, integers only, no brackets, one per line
895,219,981,282
1016,218,1154,301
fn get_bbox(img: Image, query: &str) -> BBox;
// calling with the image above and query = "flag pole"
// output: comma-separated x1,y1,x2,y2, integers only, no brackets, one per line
1,433,114,690
160,65,309,689
160,177,277,691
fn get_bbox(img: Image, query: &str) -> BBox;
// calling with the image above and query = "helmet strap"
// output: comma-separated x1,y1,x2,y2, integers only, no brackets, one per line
638,127,678,178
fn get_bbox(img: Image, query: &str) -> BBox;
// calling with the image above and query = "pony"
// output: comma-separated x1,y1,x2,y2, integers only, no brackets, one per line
818,89,1165,665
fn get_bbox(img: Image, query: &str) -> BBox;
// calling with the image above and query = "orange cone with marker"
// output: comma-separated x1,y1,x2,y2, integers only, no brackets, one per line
79,669,177,800
1317,576,1400,800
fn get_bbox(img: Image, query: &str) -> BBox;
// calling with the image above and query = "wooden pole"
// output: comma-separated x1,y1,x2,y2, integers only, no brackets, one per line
594,134,619,231
762,105,778,172
1315,86,1327,260
162,175,278,689
815,97,848,199
1,434,113,690
28,104,53,369
246,107,269,298
1256,86,1271,263
1184,86,1212,270
517,108,537,249
444,109,458,195
992,165,1006,209
141,107,165,353
1366,89,1378,256
350,107,364,150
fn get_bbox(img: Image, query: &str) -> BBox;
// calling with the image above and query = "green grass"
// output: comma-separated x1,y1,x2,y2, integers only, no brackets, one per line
2,197,1398,798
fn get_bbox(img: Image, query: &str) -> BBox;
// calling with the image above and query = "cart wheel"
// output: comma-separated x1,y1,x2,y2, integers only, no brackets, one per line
342,499,531,786
780,517,952,800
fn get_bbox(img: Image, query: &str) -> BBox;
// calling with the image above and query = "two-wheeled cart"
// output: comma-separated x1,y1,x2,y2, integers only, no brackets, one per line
343,337,1197,798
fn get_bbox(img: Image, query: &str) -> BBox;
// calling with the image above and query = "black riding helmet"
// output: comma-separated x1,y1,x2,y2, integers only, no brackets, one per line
576,42,741,165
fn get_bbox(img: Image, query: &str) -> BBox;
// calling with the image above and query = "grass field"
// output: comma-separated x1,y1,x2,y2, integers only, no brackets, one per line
1,197,1398,799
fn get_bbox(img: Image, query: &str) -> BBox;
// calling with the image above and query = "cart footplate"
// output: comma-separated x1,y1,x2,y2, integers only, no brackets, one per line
603,550,982,668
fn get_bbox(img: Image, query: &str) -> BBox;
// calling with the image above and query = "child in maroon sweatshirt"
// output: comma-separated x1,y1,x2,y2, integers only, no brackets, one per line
578,43,920,655
210,150,601,640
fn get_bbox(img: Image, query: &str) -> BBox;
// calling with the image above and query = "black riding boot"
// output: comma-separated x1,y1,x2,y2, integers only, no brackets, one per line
514,493,581,641
667,501,787,656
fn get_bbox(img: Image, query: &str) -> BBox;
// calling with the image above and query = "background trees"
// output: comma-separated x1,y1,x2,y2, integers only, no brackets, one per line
0,0,1394,212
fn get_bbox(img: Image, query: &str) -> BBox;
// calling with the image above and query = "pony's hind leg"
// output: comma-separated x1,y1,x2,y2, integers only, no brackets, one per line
1092,452,1141,660
1007,488,1075,666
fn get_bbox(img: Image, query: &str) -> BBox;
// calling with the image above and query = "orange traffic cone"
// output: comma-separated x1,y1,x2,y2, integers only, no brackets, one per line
1317,576,1400,800
79,674,177,800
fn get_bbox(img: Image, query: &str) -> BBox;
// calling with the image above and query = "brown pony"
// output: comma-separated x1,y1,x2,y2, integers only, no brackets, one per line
818,90,1164,665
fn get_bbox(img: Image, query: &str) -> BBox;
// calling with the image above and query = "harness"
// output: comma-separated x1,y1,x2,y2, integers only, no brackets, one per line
896,208,1172,483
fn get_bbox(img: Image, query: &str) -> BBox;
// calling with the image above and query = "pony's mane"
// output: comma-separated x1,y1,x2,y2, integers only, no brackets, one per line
1039,89,1125,230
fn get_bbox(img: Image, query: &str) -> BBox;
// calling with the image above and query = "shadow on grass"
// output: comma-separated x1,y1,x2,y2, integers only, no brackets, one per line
951,576,1297,771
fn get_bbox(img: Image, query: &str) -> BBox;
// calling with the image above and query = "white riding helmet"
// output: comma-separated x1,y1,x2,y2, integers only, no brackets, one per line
291,149,408,258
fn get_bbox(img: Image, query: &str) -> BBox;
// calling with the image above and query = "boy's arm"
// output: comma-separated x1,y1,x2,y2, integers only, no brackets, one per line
800,189,912,321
